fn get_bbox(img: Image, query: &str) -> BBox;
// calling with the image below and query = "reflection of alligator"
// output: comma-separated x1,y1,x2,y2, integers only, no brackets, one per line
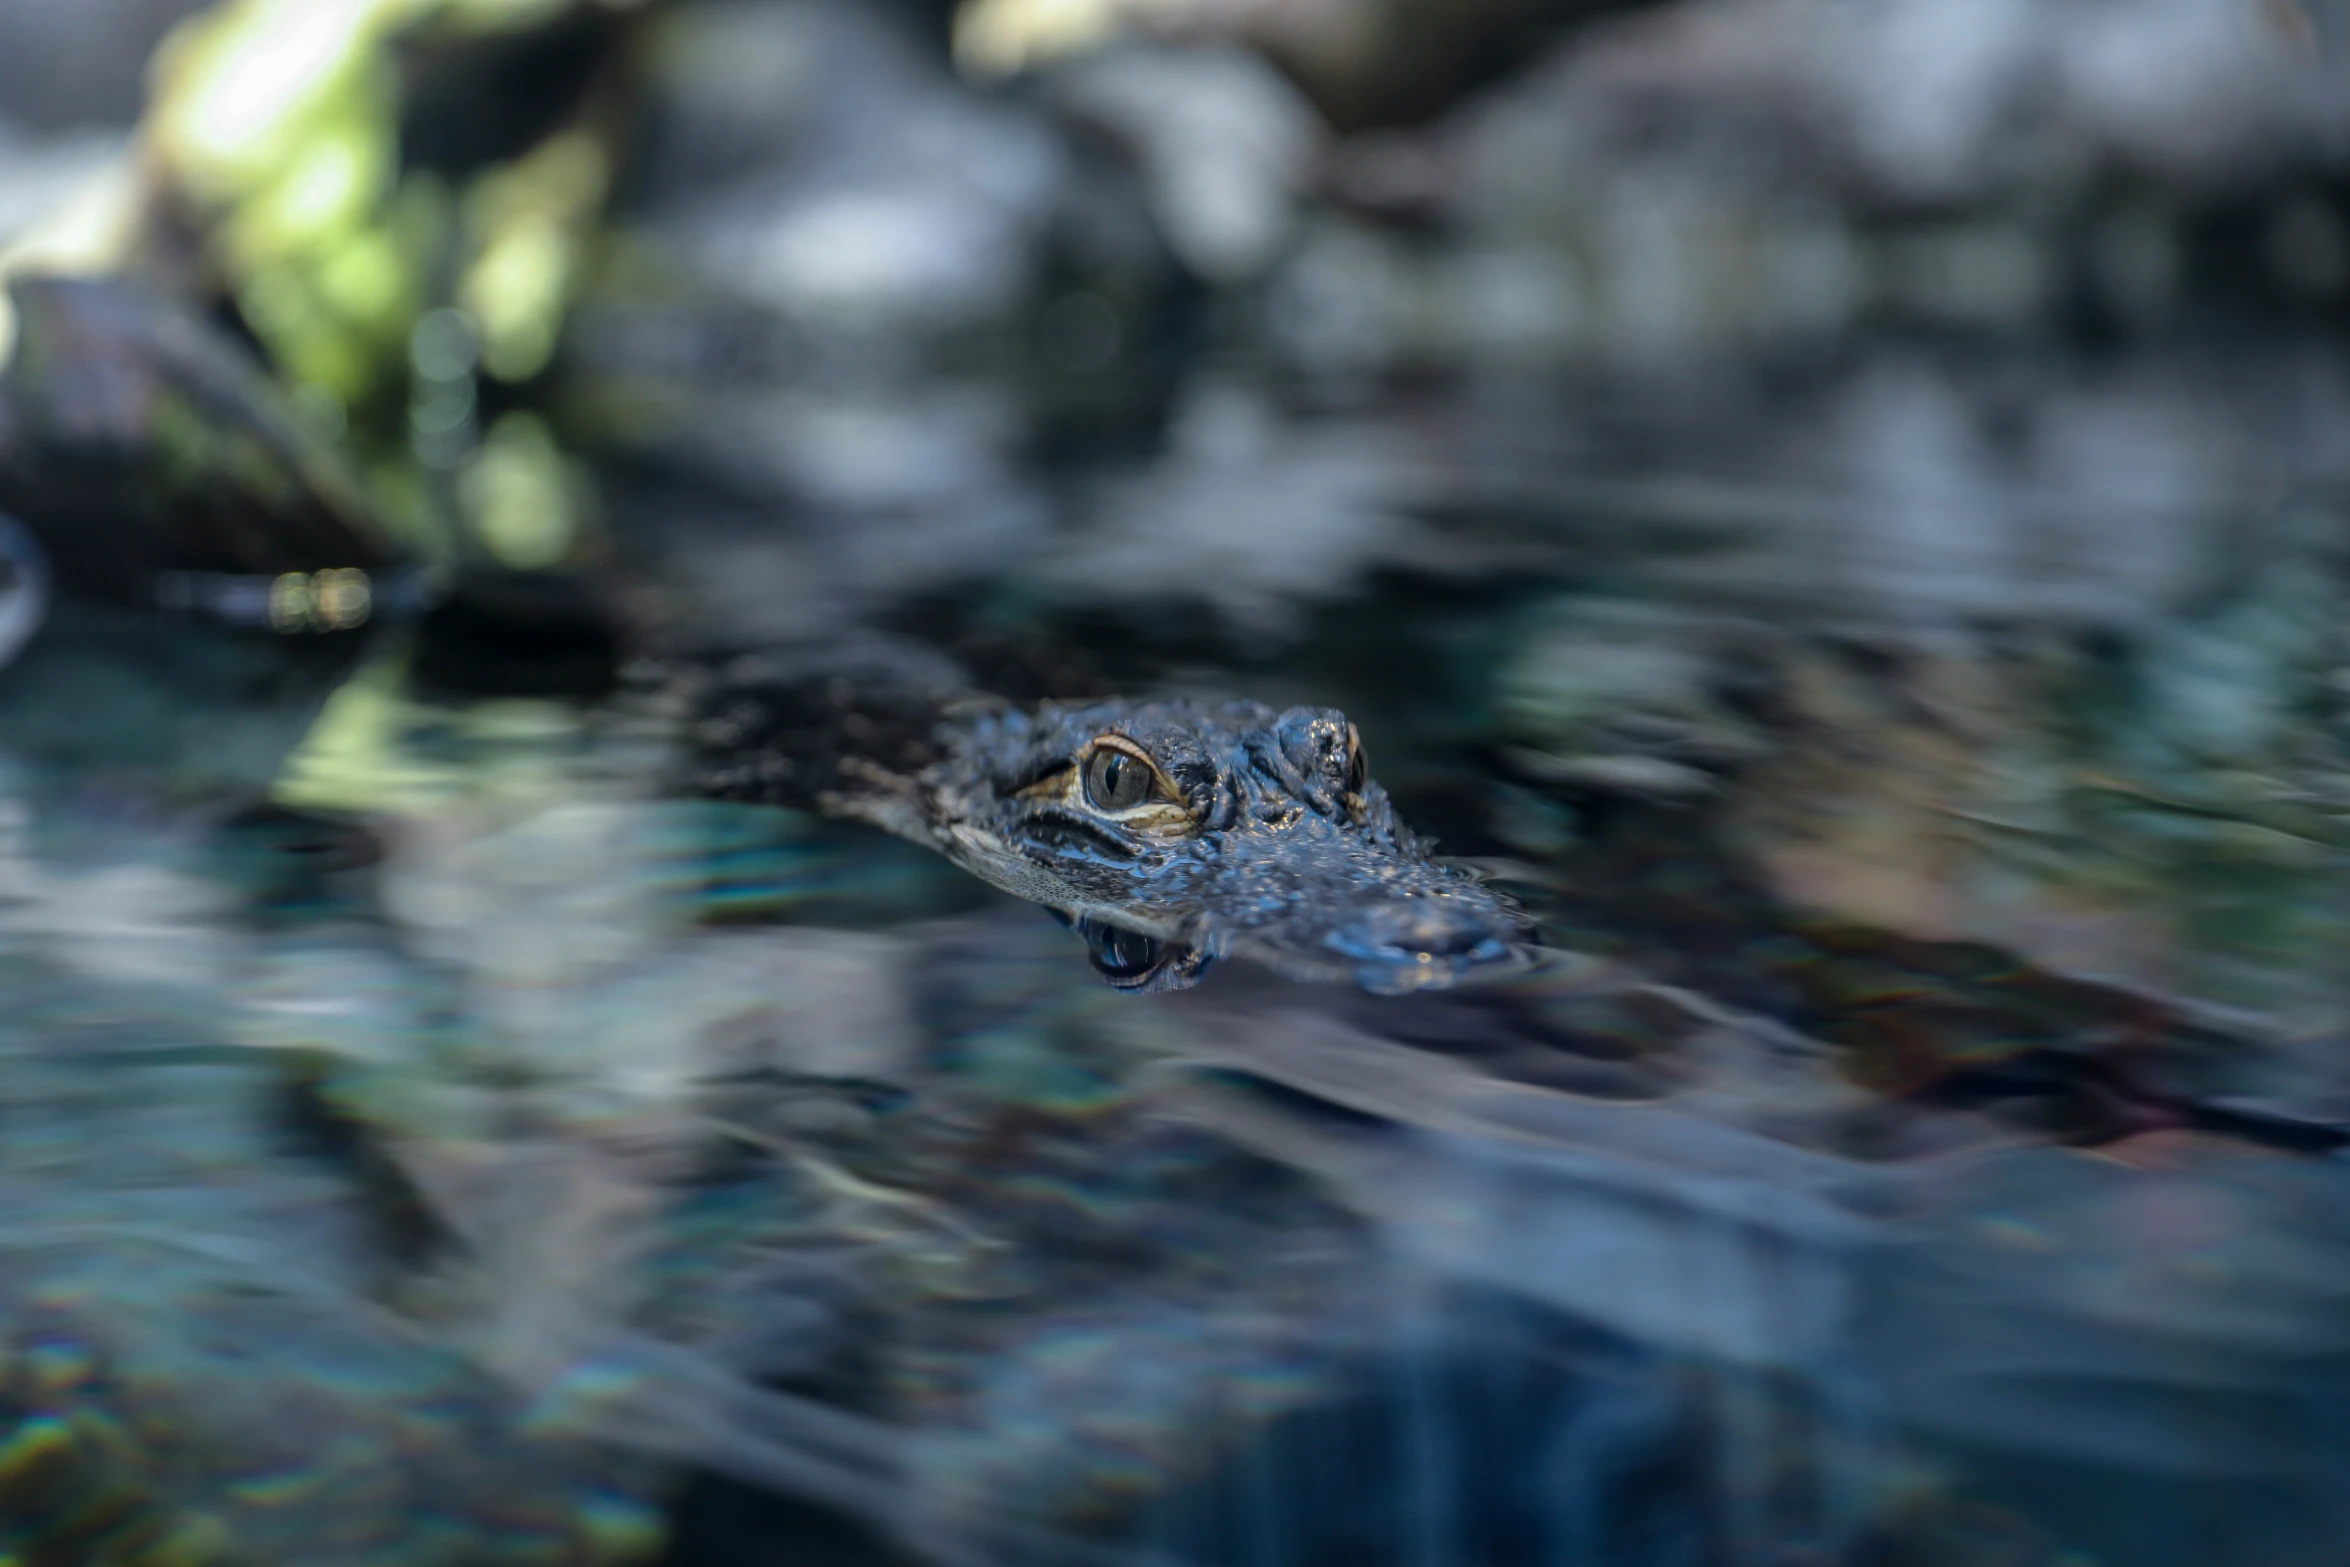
686,653,1535,993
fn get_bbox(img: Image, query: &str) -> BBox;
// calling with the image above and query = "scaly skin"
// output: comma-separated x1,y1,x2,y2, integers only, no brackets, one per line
691,662,1535,994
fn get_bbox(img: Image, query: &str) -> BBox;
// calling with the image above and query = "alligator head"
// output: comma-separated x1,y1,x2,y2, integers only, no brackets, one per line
689,655,1537,992
881,698,1534,993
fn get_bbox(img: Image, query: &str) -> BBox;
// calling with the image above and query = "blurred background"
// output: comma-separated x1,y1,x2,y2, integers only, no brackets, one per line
0,1,2346,1564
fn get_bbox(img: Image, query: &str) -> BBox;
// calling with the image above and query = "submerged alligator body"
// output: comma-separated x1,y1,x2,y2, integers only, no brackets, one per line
687,652,1535,993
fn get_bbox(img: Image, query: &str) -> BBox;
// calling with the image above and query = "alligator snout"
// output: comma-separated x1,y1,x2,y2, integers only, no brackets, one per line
1351,899,1516,959
1261,883,1530,994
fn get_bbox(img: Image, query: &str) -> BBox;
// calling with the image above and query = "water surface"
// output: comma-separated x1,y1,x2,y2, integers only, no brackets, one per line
3,335,2349,1566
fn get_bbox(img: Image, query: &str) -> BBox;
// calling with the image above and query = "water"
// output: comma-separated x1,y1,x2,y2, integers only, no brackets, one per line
2,329,2349,1567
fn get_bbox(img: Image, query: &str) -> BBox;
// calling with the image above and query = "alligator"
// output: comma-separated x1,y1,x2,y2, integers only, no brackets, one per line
685,651,1537,995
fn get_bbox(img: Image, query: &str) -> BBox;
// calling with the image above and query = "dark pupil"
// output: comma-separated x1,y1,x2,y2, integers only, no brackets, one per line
1087,749,1148,810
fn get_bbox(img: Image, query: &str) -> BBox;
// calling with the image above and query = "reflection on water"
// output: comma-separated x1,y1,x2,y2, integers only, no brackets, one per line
4,332,2350,1567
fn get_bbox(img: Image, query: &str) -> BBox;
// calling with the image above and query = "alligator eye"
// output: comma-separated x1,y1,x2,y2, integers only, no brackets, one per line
1343,723,1367,795
1084,743,1153,811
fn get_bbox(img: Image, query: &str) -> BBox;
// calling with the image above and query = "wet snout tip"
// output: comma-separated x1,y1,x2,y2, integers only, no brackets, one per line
1324,897,1528,990
1403,918,1504,958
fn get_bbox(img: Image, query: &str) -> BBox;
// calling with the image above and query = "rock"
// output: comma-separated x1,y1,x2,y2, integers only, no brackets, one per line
623,0,1070,334
956,0,1652,130
1040,43,1323,285
1252,0,2350,366
0,0,208,131
0,274,406,618
1454,0,2345,217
